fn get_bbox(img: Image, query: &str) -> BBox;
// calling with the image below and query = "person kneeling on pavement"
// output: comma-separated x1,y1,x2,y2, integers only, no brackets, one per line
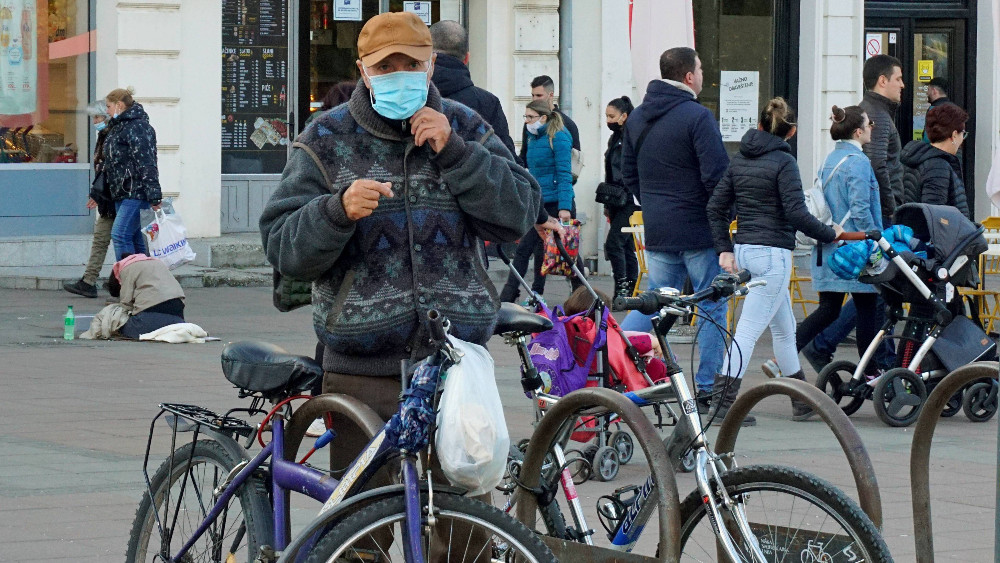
105,254,186,339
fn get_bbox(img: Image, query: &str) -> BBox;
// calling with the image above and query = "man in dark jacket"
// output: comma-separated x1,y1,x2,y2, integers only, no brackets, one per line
429,20,517,159
619,47,729,403
859,54,905,227
260,12,539,503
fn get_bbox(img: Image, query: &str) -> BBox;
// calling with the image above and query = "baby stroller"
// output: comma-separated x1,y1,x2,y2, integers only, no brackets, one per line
817,203,998,427
495,240,681,482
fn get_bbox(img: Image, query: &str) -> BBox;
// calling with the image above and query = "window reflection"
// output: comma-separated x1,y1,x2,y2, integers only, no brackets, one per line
0,0,90,164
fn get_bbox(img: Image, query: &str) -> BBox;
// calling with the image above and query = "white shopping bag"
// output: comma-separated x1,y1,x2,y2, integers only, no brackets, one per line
142,207,196,270
435,336,510,496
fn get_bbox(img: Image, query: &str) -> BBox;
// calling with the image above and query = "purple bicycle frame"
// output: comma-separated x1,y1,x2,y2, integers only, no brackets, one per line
170,418,339,561
169,417,425,562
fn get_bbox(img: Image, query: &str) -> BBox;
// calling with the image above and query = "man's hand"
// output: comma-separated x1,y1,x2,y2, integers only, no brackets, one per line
558,209,572,223
86,198,97,210
719,251,737,273
343,179,394,221
151,203,162,212
411,107,452,153
535,216,565,238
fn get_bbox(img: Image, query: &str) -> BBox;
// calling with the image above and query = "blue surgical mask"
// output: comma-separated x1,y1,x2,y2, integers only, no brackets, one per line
94,121,107,132
364,64,430,120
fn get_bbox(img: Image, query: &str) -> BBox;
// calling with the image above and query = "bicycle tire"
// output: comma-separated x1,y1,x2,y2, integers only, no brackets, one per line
303,491,554,562
125,440,274,563
677,464,892,562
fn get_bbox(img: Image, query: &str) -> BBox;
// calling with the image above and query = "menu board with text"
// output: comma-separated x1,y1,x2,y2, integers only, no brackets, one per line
221,0,289,174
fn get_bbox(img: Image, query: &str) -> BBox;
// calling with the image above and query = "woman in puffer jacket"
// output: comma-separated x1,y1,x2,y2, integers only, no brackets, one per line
707,98,842,425
900,102,970,218
102,87,162,260
499,99,575,301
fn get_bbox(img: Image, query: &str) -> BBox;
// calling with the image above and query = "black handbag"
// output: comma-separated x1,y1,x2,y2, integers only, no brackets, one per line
595,181,629,208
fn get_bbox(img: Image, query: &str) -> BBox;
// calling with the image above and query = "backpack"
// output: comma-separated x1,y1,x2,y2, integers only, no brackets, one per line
795,154,856,247
526,303,608,397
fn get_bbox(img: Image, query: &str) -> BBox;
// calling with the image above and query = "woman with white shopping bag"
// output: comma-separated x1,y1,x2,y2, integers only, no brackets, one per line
103,87,163,260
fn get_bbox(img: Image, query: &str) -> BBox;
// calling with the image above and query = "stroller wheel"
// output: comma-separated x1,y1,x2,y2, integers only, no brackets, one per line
941,390,964,418
593,446,620,482
816,360,866,415
609,431,634,465
873,368,927,427
962,380,998,422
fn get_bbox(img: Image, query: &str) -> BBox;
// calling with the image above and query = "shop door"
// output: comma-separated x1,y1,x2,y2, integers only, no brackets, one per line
864,19,972,208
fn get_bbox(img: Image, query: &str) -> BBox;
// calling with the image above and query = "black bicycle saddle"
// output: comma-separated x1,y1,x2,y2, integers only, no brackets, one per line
221,341,323,398
494,302,553,335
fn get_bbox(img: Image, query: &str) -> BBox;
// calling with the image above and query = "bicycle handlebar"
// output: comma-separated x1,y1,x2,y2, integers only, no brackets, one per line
426,309,448,344
613,270,751,315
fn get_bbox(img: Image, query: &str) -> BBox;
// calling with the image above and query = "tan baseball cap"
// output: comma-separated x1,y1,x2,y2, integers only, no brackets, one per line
357,12,433,67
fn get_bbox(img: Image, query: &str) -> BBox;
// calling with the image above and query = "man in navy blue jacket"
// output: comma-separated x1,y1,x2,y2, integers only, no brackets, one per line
620,47,730,408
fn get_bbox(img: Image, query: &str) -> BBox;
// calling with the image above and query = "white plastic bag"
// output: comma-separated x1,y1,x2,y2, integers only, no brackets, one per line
435,336,509,496
142,206,196,270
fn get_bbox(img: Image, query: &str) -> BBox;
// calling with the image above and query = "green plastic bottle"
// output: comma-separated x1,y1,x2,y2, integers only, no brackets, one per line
63,305,75,340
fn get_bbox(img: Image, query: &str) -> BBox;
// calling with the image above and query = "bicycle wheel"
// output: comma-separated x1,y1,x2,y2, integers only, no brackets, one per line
303,492,554,562
126,440,273,563
677,465,891,562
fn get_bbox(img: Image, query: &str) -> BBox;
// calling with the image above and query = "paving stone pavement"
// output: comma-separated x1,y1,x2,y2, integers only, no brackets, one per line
0,279,996,561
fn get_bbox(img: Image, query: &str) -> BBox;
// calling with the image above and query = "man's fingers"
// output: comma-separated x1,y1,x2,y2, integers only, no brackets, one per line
352,180,394,198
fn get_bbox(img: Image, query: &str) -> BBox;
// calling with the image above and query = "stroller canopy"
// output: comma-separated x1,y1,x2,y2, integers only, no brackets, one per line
893,203,988,260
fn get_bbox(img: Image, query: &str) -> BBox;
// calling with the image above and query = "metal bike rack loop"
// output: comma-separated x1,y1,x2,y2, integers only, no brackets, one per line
909,361,998,563
714,378,884,529
515,387,682,562
282,393,385,463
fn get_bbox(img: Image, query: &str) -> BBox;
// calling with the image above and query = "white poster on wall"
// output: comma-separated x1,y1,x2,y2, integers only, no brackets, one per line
333,0,362,22
865,33,883,60
403,1,431,25
0,0,38,116
719,71,759,142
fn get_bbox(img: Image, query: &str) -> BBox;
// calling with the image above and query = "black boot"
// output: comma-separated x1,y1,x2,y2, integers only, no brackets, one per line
707,375,756,426
63,279,97,298
787,370,816,421
695,388,712,414
614,277,632,298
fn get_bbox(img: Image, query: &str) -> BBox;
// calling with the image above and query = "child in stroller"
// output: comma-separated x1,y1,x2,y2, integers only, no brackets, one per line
817,203,998,426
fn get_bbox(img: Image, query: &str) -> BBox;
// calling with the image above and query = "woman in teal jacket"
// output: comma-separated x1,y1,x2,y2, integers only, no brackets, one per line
499,99,576,301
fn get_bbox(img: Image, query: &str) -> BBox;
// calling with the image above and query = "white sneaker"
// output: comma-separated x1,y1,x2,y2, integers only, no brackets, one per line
761,359,783,378
305,418,327,437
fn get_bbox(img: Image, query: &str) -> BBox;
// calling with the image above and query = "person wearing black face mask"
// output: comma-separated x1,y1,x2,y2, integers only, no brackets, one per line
600,95,639,297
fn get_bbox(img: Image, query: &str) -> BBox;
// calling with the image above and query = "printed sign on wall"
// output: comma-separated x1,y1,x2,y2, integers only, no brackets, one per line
0,0,38,116
719,71,759,143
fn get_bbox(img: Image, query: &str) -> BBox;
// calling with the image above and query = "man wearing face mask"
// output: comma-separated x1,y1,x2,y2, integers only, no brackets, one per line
64,100,116,299
260,9,539,488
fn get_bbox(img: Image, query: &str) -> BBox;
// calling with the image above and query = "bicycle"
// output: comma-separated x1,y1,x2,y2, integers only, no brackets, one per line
500,271,893,561
126,309,553,563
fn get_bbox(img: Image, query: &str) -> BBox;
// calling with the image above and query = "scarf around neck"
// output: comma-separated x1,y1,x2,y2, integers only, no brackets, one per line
113,254,156,281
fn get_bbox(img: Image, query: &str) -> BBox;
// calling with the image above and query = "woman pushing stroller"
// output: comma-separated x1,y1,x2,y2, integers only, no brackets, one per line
707,98,843,425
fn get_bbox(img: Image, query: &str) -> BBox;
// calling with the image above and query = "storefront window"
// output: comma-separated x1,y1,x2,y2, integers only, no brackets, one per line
0,0,91,165
694,0,775,152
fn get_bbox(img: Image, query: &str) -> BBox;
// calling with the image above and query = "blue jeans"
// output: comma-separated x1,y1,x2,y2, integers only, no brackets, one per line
112,199,151,260
620,247,727,392
725,245,799,379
